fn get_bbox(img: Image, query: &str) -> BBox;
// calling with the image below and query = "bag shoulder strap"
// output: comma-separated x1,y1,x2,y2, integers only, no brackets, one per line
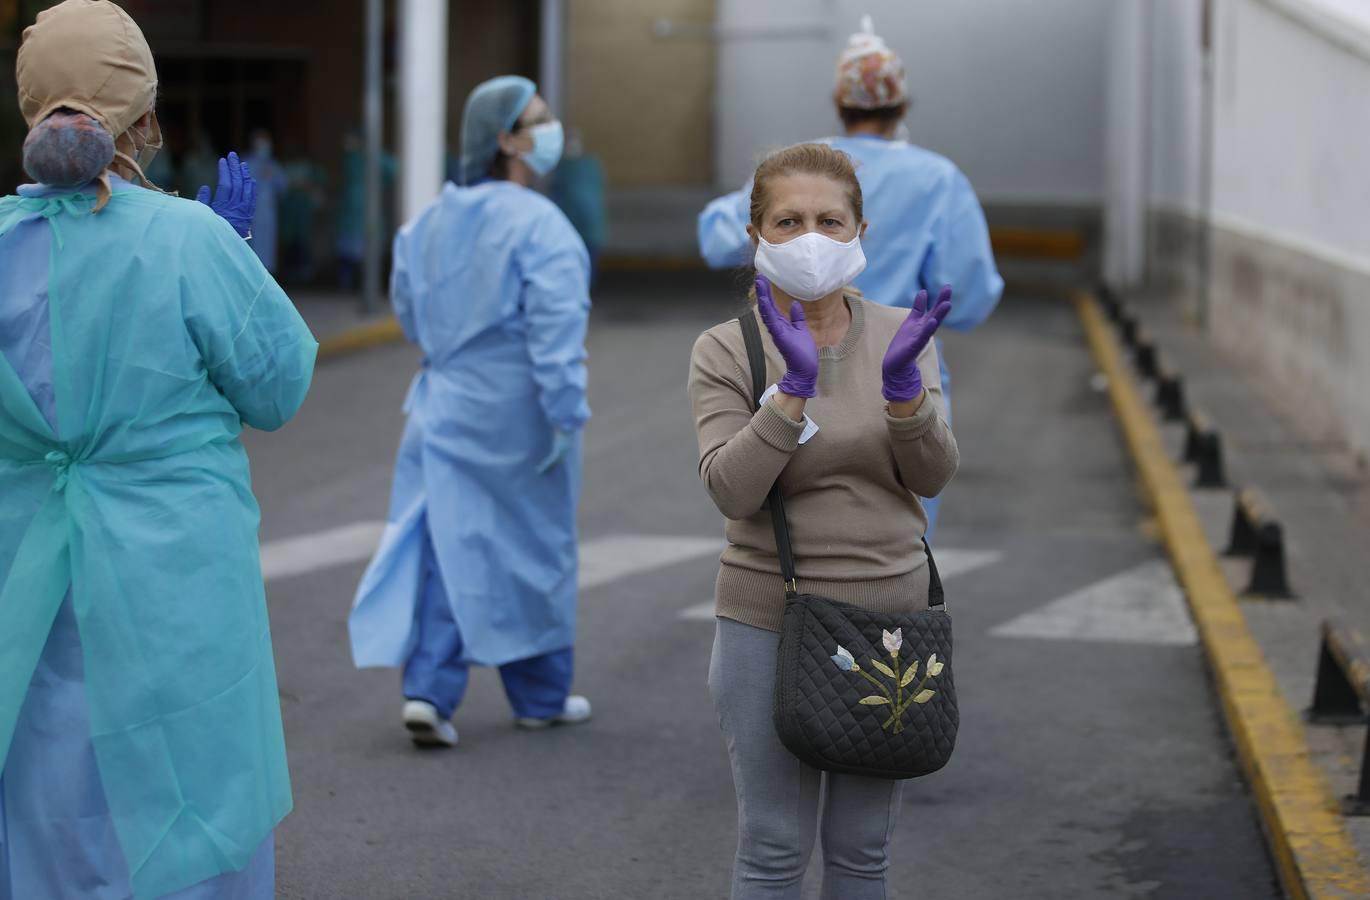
738,314,800,598
735,314,944,609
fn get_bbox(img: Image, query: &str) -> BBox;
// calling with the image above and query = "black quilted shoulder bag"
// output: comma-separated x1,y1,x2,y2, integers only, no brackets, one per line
738,313,959,780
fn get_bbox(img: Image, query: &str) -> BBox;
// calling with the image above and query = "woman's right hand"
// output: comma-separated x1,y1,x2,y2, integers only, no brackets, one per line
755,275,819,399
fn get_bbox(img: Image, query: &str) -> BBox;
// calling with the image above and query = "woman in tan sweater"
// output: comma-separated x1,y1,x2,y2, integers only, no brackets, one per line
688,143,959,899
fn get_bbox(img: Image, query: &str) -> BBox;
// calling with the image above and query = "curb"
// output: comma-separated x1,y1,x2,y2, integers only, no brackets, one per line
1073,291,1370,900
316,317,405,361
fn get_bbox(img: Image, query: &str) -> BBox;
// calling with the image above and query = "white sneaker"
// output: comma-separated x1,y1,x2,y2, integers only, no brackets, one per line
515,695,592,730
403,700,458,748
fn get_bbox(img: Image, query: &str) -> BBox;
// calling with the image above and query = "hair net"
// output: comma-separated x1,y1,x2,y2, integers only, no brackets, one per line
834,15,907,110
459,75,537,186
16,0,160,207
23,110,115,187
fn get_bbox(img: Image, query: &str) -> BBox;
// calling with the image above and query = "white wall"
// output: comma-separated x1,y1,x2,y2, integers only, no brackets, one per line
1148,0,1370,263
713,0,1111,204
1144,0,1370,455
1147,0,1204,214
1212,0,1370,262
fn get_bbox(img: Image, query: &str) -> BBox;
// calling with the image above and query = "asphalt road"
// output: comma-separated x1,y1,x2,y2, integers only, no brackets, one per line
244,271,1280,899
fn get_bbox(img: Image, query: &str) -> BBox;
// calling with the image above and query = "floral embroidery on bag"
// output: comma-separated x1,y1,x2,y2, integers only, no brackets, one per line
829,628,943,734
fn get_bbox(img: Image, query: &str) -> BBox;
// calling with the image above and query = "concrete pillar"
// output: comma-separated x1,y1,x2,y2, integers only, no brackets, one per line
539,0,566,115
1103,0,1151,290
399,0,449,226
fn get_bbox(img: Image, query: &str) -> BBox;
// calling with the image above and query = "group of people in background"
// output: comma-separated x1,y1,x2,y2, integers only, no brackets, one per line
0,3,997,899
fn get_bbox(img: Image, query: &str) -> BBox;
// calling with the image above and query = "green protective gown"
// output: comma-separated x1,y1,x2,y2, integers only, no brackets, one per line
0,184,317,898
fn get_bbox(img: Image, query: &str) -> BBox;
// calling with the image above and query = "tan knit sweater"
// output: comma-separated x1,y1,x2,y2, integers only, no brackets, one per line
687,294,959,632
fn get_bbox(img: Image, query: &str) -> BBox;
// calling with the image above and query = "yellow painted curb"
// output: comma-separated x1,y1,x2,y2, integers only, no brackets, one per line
1074,292,1370,900
316,317,405,361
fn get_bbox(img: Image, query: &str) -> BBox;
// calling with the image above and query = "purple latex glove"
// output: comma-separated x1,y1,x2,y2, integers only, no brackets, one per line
882,285,954,403
755,275,819,398
196,151,256,238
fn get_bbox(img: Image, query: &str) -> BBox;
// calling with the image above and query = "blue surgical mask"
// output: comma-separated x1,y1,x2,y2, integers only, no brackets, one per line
521,120,564,176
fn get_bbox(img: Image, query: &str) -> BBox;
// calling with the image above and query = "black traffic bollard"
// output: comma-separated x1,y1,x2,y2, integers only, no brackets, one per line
1225,489,1261,556
1121,313,1139,346
1154,372,1186,420
1305,620,1370,814
1183,410,1211,463
1246,521,1294,598
1134,340,1159,379
1193,430,1227,488
1308,621,1367,725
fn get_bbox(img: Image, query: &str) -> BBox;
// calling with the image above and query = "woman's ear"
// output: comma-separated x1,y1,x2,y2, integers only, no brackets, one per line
496,130,519,157
859,220,869,240
746,222,759,246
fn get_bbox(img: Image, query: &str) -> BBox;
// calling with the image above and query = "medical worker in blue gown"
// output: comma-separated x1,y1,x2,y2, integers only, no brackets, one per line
697,17,1004,537
350,75,593,748
0,3,316,898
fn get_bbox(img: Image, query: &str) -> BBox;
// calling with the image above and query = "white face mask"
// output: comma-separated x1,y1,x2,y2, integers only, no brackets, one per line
753,231,867,302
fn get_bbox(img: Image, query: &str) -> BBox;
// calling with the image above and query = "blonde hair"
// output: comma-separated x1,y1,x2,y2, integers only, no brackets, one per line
748,143,864,229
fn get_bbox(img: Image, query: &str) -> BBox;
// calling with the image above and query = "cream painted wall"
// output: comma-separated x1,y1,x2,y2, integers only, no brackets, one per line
566,0,716,186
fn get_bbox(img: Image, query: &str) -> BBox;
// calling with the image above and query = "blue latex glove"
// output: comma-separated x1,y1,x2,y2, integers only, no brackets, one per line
537,428,575,474
196,151,256,238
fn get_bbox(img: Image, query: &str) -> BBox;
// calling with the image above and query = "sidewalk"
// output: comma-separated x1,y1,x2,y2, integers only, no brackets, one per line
1118,286,1370,870
288,289,402,359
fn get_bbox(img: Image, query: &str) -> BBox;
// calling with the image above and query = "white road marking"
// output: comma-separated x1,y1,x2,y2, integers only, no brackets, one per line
577,534,723,591
676,548,1006,621
261,521,386,582
260,523,723,591
989,559,1198,646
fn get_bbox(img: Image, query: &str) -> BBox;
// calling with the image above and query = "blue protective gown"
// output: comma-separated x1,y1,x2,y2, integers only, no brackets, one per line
697,135,1004,532
0,178,316,898
350,180,591,670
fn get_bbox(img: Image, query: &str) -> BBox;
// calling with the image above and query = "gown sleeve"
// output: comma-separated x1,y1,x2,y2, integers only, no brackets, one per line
183,212,319,432
519,212,592,433
920,169,1005,332
697,183,753,270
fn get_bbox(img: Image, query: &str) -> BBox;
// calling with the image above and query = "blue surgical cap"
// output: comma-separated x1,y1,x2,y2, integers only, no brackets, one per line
459,75,537,185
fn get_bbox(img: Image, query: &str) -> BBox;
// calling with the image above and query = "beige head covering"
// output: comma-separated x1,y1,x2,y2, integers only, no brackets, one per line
16,0,162,208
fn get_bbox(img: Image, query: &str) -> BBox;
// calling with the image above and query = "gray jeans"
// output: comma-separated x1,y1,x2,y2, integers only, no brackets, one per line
709,618,904,900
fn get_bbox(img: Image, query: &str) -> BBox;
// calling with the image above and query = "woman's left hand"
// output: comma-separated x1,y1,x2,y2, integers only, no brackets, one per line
882,286,953,403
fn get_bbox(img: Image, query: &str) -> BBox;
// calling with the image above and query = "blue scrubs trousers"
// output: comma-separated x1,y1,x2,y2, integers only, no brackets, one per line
402,532,573,721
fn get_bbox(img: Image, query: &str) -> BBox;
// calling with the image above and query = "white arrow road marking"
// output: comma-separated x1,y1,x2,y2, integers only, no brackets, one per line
989,558,1198,646
260,522,723,592
677,548,1006,621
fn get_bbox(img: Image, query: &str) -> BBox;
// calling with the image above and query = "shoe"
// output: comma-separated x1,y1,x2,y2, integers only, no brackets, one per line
515,695,592,730
403,699,458,748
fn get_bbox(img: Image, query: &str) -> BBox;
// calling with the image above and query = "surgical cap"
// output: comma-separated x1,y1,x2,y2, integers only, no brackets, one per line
834,16,907,110
16,0,158,138
459,75,537,186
